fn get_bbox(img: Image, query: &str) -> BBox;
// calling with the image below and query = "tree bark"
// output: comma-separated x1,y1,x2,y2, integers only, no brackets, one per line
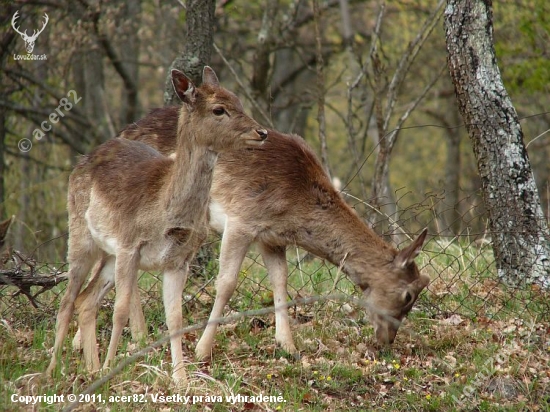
0,104,6,221
0,8,17,220
95,0,141,128
425,106,462,236
164,0,216,106
313,0,331,178
445,0,550,287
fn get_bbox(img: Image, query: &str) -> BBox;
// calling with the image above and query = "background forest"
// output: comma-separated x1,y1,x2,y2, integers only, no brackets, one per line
0,1,550,411
1,0,549,261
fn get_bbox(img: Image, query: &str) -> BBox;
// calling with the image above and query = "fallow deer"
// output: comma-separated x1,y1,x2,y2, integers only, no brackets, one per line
72,106,429,364
45,67,267,384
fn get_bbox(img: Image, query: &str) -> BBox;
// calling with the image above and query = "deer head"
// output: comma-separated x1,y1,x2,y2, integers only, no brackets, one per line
362,228,429,344
12,11,49,54
171,67,268,151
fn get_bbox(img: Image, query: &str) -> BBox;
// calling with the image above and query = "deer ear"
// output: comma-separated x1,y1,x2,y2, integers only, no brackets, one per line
394,228,428,269
202,66,220,87
171,69,196,104
410,274,430,294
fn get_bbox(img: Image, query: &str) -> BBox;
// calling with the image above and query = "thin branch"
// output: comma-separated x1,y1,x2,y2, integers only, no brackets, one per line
213,43,273,127
4,147,72,171
385,64,446,148
313,0,331,178
89,5,138,124
5,68,89,123
251,0,279,100
526,128,550,148
382,0,445,131
0,102,90,153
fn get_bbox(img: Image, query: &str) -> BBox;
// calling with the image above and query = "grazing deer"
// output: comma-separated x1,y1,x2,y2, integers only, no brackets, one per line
45,67,268,383
72,106,429,363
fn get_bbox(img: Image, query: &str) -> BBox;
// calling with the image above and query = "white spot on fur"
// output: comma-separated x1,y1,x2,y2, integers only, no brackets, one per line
209,200,227,233
85,210,118,255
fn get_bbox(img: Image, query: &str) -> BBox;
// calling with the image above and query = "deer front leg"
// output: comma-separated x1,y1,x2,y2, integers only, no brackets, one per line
163,266,189,385
128,280,147,341
195,225,251,360
103,251,139,369
259,243,298,357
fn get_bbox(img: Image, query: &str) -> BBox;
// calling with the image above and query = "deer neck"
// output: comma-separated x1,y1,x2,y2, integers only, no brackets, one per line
295,204,395,290
163,119,218,230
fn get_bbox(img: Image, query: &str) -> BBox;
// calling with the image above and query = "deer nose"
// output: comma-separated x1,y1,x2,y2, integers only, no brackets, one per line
256,129,268,141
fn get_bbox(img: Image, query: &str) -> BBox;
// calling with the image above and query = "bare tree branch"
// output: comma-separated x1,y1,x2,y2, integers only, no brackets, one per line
88,3,139,124
313,0,331,178
213,43,274,128
383,0,445,133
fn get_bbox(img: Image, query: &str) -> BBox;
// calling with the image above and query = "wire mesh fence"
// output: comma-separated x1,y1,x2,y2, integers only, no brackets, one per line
1,192,548,334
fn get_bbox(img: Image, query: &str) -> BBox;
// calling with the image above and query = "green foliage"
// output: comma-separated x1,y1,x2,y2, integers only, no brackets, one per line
495,0,550,93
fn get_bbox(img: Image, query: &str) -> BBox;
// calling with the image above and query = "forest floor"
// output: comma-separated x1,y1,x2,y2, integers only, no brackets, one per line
0,250,549,411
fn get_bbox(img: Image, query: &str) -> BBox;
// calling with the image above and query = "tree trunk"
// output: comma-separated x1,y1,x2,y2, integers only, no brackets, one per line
271,48,314,135
425,106,462,236
164,0,216,105
113,0,142,126
444,0,550,287
442,120,461,235
0,105,5,220
0,9,16,220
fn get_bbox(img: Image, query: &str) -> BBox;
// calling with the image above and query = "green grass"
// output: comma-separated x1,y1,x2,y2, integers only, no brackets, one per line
0,240,549,411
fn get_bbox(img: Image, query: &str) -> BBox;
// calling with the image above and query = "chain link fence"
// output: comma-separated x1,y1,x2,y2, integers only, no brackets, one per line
1,193,549,334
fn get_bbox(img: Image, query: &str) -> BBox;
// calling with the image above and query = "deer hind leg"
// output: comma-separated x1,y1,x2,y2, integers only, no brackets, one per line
73,259,146,352
163,266,189,385
46,235,97,376
195,225,251,360
73,259,108,351
103,250,140,369
259,243,298,357
74,255,115,372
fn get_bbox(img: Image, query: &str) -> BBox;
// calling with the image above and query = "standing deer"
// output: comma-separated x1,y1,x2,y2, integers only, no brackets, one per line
72,106,429,364
11,11,49,54
45,67,267,384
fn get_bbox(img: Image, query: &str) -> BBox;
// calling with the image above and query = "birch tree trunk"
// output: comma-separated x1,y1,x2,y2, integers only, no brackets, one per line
444,0,550,287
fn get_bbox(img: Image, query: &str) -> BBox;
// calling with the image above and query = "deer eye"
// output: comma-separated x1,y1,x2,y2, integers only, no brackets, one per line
213,107,225,116
404,291,413,304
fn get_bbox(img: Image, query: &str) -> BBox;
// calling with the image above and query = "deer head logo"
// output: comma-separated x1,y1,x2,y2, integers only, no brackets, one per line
11,11,49,54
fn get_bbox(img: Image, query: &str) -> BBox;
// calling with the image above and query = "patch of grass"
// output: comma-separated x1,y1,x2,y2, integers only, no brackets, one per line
1,239,549,411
